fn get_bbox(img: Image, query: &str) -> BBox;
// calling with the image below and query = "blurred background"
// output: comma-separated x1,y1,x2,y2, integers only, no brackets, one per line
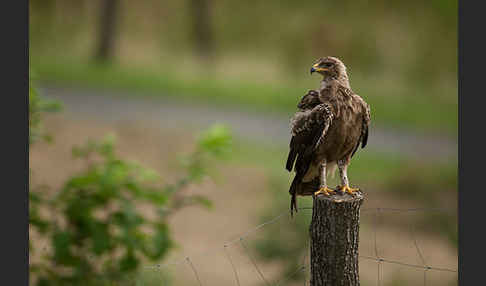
29,0,457,285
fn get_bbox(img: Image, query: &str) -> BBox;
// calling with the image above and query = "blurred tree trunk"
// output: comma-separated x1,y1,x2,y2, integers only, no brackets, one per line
29,0,56,47
190,0,213,60
95,0,119,63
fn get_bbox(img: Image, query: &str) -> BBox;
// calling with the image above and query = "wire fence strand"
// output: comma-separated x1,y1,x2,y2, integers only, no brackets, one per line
377,259,382,286
275,265,306,286
144,209,289,271
373,208,381,259
142,206,457,285
240,238,271,286
410,221,429,286
410,222,427,267
424,267,428,286
302,238,309,286
223,244,241,286
359,255,457,273
186,257,203,286
374,208,382,286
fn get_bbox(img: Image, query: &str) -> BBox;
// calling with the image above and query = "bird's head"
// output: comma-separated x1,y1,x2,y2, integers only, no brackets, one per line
310,56,347,80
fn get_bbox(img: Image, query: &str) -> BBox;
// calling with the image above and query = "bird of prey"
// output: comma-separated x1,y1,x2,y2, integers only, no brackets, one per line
286,56,371,216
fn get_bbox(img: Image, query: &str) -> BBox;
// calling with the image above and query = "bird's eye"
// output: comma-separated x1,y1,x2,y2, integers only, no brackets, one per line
320,62,332,68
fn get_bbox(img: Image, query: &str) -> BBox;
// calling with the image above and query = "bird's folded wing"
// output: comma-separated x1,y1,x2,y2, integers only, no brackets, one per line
361,103,371,148
297,89,320,110
286,103,333,172
350,96,371,157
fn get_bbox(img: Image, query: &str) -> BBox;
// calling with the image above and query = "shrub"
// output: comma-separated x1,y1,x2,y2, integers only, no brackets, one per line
29,78,232,285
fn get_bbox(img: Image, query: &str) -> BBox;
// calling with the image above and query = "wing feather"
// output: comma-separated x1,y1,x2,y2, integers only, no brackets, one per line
287,103,333,216
350,96,371,158
297,90,320,110
361,103,370,148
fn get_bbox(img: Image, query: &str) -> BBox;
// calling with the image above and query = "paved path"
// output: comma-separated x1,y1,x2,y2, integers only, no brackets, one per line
40,86,457,162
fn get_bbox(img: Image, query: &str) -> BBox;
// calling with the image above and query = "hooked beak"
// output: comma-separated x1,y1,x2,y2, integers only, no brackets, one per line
310,64,328,75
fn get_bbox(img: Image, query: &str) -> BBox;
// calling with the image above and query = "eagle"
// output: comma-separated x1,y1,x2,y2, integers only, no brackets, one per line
286,56,371,216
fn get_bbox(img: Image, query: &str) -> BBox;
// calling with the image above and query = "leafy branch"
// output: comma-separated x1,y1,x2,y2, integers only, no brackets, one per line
29,76,232,286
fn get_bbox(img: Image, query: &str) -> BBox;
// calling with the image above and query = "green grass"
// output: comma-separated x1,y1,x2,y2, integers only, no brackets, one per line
32,58,457,135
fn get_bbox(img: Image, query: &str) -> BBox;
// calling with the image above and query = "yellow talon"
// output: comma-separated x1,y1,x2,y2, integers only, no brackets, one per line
314,187,335,196
339,185,360,195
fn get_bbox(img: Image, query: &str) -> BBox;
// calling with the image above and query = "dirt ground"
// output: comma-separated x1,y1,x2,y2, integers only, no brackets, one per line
30,114,457,285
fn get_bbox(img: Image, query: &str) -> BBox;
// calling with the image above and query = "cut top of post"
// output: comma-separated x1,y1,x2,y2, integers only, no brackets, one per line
314,191,364,204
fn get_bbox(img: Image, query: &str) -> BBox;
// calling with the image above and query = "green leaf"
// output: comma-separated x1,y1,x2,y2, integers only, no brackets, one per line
91,222,112,255
152,224,172,258
142,223,172,259
197,123,232,158
100,133,116,157
119,249,139,272
191,195,213,209
29,123,232,283
52,231,75,265
140,189,168,205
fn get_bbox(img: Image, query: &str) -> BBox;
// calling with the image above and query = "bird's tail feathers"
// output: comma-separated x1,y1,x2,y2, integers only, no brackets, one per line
286,148,298,172
290,193,297,218
289,174,301,218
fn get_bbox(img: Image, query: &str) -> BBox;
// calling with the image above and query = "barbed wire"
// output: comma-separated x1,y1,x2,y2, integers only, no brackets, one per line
275,264,307,286
37,205,456,285
359,255,456,273
240,237,271,286
186,256,203,286
223,244,241,286
33,202,457,285
373,208,382,286
142,205,457,285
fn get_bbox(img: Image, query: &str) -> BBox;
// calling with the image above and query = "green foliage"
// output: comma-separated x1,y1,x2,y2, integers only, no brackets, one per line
198,123,232,158
29,71,62,144
29,83,232,285
181,123,232,182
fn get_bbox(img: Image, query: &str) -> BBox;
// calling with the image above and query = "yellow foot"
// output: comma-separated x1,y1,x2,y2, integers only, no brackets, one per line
338,185,360,195
314,187,335,196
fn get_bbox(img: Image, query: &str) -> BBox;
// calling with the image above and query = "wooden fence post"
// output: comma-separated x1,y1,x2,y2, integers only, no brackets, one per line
309,192,364,286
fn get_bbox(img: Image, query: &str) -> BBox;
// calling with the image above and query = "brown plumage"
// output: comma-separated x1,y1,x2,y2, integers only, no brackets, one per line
287,57,371,216
297,90,321,110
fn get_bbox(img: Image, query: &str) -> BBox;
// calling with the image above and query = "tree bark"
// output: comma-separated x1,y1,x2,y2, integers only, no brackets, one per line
310,192,364,286
95,0,119,63
189,0,213,60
